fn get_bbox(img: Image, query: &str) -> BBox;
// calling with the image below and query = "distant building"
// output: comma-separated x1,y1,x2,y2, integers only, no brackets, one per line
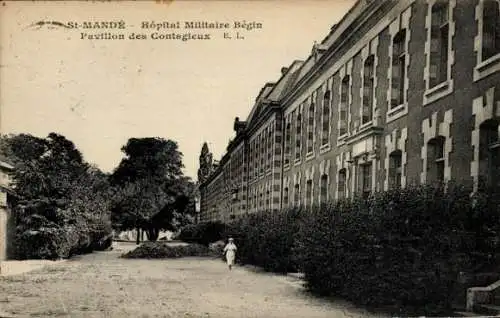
199,0,500,222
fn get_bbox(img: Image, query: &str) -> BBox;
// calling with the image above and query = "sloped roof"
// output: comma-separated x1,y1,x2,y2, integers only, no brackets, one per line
245,83,275,125
245,60,306,125
321,0,365,48
266,60,304,102
279,0,381,107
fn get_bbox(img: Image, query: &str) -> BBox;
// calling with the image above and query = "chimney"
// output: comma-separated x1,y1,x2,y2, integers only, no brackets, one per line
281,67,288,75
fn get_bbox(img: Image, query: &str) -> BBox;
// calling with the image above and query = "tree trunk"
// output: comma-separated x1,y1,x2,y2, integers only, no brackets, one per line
147,227,160,241
136,227,140,245
141,229,144,241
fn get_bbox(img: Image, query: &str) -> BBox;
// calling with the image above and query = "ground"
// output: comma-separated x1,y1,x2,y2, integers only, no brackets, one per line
0,242,382,318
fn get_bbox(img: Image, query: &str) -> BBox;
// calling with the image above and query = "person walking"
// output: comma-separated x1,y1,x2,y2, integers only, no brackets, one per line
223,237,237,271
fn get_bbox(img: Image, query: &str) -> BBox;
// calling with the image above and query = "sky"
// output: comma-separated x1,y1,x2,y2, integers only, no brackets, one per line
0,0,355,180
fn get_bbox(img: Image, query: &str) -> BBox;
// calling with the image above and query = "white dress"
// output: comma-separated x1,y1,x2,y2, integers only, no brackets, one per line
224,243,237,265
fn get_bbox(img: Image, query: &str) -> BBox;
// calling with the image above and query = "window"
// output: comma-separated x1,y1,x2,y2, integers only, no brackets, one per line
266,190,270,210
253,140,258,178
359,163,372,198
389,150,403,189
267,127,273,171
305,180,313,207
391,29,407,109
256,138,260,176
362,55,375,124
429,1,449,87
307,103,315,154
285,120,291,165
479,120,500,191
231,188,239,202
283,187,289,207
254,141,258,178
427,136,446,184
260,132,266,174
482,0,500,61
321,91,331,146
339,76,349,136
249,145,252,178
294,184,300,206
248,143,253,178
295,112,302,160
320,174,328,203
338,169,347,199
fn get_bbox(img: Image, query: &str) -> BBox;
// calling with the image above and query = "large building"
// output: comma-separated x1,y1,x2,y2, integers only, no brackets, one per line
199,0,500,222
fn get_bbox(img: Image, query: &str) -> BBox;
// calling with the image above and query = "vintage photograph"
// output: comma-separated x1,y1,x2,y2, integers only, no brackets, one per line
1,0,500,317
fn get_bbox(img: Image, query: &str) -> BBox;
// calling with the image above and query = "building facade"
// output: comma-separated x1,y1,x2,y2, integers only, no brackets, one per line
199,0,500,222
0,161,14,266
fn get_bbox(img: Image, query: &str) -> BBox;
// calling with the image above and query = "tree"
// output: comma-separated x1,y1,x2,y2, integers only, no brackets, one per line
0,133,113,259
151,176,197,233
5,133,87,201
0,133,46,165
110,137,190,243
197,142,213,184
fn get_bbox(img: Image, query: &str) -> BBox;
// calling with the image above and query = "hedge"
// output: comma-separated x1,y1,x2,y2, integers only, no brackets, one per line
122,242,211,259
223,208,302,274
12,199,113,260
206,183,500,315
297,184,500,315
177,221,226,246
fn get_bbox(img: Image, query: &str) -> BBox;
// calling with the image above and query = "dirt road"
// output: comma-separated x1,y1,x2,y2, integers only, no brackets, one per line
0,242,382,317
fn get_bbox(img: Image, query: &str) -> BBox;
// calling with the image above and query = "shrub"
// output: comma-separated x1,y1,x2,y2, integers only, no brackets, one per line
294,184,500,315
15,226,71,260
209,240,226,258
12,198,113,260
178,221,226,246
223,208,302,273
121,242,211,259
217,183,499,315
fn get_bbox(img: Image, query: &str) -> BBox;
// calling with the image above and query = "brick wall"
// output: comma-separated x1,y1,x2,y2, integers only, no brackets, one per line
200,0,500,222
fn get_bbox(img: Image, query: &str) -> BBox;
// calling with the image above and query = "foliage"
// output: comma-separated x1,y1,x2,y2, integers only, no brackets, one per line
121,242,211,259
208,240,226,257
293,184,500,315
111,137,184,185
178,221,226,246
0,133,46,166
151,176,197,231
209,184,500,315
222,208,302,274
110,137,195,241
1,133,113,260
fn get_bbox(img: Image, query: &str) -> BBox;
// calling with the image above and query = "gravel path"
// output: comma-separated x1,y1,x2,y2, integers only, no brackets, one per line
0,242,383,318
